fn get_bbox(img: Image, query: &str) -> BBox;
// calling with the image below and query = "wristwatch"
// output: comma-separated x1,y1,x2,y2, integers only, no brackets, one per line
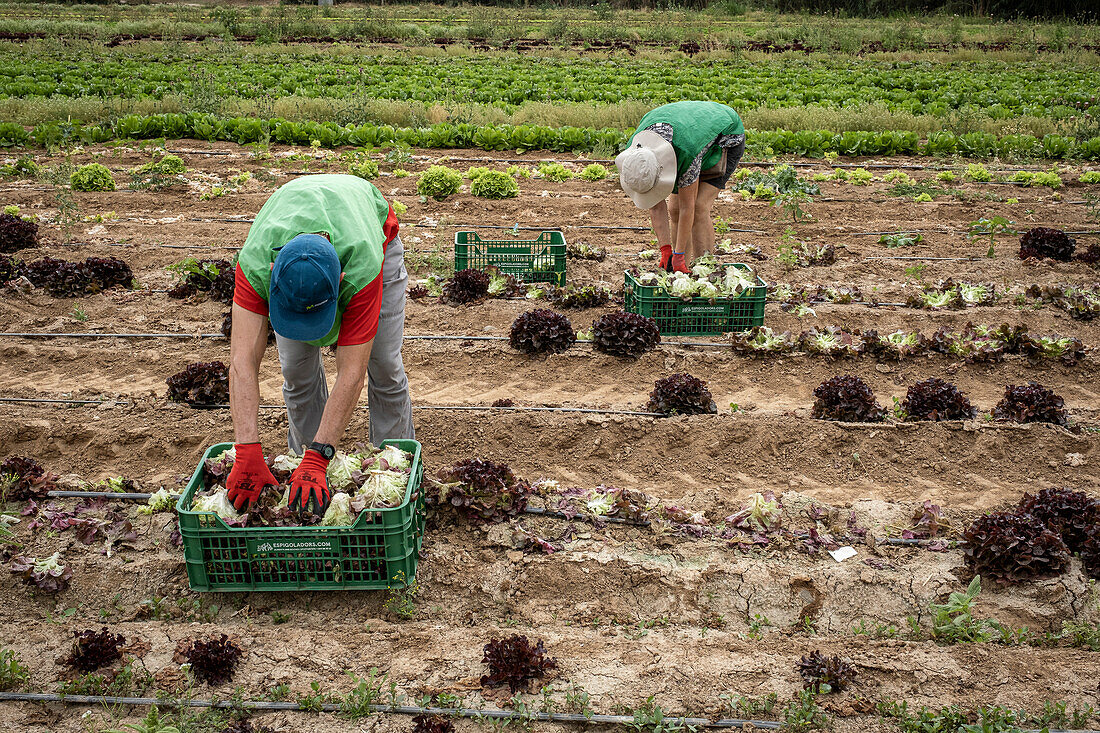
308,441,336,460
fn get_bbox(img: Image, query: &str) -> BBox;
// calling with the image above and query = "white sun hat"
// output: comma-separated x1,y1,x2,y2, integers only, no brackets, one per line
615,129,677,210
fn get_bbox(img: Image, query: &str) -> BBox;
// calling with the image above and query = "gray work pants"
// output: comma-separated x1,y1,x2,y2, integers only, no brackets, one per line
275,234,415,453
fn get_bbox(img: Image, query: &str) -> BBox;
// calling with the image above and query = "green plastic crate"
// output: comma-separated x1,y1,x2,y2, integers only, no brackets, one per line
624,264,767,337
454,230,566,286
175,440,424,592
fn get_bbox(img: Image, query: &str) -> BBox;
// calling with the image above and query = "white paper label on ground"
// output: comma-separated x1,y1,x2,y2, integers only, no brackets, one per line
829,546,857,562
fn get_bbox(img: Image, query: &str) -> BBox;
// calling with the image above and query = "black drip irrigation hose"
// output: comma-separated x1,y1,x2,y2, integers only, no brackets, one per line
0,332,226,339
851,230,927,236
522,506,647,526
49,490,158,500
0,692,786,730
0,397,130,406
41,490,952,547
744,160,1060,173
405,334,505,341
17,401,1093,432
408,335,783,349
165,149,232,156
3,686,1091,733
11,312,1028,345
863,255,982,261
44,212,1095,240
58,240,236,251
427,155,616,165
186,218,670,233
200,216,1096,239
48,228,1095,260
0,396,664,418
4,298,969,344
417,157,1069,175
41,491,647,527
0,330,921,348
414,405,665,417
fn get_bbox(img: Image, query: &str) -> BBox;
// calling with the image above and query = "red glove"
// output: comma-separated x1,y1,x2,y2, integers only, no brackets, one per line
288,449,331,515
226,443,278,511
658,245,673,271
671,253,690,274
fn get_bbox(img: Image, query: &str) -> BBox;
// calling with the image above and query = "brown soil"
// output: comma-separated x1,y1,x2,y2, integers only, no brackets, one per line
0,142,1099,732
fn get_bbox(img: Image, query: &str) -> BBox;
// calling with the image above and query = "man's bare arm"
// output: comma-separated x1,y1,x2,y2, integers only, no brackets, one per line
228,303,269,443
313,340,374,446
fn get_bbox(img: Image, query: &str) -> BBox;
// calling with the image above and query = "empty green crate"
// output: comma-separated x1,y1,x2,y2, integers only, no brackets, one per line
454,230,566,286
176,440,424,592
624,265,767,337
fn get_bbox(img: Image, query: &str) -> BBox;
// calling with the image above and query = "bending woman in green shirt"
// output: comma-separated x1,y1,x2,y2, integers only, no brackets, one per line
616,101,744,273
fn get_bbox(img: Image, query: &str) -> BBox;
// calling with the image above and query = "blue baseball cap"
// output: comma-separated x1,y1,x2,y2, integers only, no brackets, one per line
268,234,341,342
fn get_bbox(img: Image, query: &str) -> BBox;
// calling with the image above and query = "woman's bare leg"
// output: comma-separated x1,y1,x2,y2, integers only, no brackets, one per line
668,193,681,249
690,183,722,261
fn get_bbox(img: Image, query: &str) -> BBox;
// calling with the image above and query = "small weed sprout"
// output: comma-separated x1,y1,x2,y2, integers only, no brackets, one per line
563,683,594,719
721,692,778,719
904,264,927,281
1062,620,1100,651
782,690,826,731
297,680,333,712
100,705,178,733
623,696,695,733
384,571,418,619
0,649,29,691
338,669,388,719
774,190,813,223
747,613,772,640
929,576,993,643
265,683,291,701
967,216,1017,259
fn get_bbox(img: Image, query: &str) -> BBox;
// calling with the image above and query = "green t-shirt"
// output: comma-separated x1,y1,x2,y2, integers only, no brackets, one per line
632,102,744,190
236,174,390,347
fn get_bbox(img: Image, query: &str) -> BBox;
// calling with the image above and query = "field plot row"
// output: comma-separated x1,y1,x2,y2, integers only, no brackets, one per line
2,400,1100,731
1,145,1097,272
2,31,1100,157
0,1,1098,729
2,3,1099,53
4,332,1100,413
7,44,1096,116
10,113,1100,161
1,397,1096,512
2,138,1100,733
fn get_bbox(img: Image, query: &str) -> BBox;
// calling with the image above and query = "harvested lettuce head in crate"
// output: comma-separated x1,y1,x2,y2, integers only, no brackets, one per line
195,443,415,528
629,258,759,301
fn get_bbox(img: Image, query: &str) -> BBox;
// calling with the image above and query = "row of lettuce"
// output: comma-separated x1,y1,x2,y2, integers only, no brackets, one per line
6,48,1096,120
4,115,1100,160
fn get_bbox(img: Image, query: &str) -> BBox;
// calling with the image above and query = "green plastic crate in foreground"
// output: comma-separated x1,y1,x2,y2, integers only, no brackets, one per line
176,440,424,592
624,264,767,337
454,230,566,286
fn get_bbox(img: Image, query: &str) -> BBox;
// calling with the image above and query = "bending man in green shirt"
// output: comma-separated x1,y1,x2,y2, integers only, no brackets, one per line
616,101,745,273
225,174,413,515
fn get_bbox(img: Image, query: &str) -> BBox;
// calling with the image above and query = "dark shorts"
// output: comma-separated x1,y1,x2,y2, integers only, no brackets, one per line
700,137,745,191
